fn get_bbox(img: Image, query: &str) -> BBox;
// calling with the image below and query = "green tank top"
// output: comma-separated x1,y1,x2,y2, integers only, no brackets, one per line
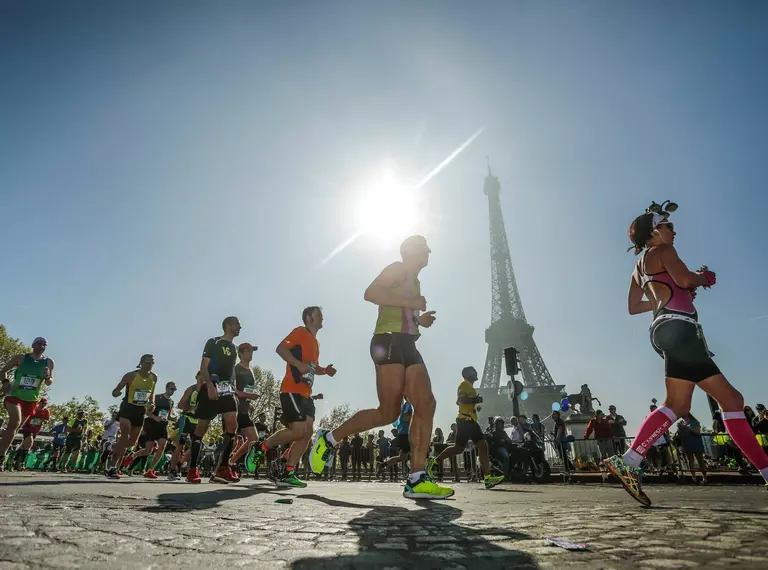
183,389,199,422
10,354,49,402
373,275,421,336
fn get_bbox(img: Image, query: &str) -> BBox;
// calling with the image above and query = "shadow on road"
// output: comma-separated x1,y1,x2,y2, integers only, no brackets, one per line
291,494,539,570
139,484,283,512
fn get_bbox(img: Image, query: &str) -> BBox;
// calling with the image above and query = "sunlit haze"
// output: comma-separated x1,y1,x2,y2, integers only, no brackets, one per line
2,2,767,436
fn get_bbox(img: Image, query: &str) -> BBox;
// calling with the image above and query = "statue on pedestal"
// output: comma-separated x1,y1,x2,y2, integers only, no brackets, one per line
565,384,601,415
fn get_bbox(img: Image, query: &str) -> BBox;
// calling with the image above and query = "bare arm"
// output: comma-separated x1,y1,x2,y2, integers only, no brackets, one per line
199,357,215,391
0,354,24,378
628,274,653,315
112,372,133,398
45,358,55,386
659,245,709,289
364,263,421,310
276,343,308,373
178,386,195,412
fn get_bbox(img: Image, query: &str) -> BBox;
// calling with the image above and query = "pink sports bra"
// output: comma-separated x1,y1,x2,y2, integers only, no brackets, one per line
636,249,696,316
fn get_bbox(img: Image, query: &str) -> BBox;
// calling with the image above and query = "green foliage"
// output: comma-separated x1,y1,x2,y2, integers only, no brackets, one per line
47,395,106,438
318,403,356,431
249,365,281,426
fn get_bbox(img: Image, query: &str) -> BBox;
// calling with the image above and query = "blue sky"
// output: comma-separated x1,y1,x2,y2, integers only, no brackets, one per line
2,1,767,434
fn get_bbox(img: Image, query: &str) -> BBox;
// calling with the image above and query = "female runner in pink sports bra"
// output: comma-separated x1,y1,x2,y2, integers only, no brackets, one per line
602,201,768,506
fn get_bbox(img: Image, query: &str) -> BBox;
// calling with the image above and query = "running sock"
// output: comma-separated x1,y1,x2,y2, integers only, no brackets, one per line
285,465,295,473
326,431,338,448
623,405,677,468
219,433,235,468
260,441,269,454
722,411,768,482
409,471,425,484
190,435,203,469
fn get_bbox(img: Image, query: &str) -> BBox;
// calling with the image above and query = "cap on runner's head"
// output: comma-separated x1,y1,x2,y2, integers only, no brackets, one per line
757,404,766,411
238,342,258,353
400,235,430,257
77,409,85,415
32,337,48,345
461,366,478,380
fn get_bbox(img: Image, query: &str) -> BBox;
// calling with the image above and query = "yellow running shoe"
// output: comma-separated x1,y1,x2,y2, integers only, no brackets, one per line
603,455,651,506
403,473,455,500
483,474,504,489
309,429,333,474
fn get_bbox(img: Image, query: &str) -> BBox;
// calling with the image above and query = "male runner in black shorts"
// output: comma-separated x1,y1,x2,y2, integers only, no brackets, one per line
136,381,176,479
188,316,241,484
309,236,453,499
427,366,503,489
228,343,261,470
168,380,199,480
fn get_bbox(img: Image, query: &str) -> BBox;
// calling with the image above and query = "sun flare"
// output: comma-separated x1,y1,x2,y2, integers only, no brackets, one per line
356,168,421,245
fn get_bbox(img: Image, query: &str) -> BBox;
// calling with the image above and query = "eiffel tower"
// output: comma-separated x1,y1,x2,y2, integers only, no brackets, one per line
479,163,563,417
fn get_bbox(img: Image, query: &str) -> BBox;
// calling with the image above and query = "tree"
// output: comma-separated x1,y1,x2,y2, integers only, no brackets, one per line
249,365,281,426
318,404,356,431
0,324,28,368
47,396,106,438
203,416,223,444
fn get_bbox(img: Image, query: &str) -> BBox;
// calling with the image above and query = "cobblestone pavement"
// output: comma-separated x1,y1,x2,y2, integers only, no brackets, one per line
0,473,766,569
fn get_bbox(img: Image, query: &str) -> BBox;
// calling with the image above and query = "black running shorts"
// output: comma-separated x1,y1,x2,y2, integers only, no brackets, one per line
370,333,424,368
144,418,169,442
65,436,82,452
456,419,485,446
118,401,146,428
195,388,238,420
651,318,720,383
280,392,315,424
237,412,255,431
397,434,411,454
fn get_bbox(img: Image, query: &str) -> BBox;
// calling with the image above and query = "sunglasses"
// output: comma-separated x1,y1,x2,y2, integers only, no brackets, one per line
657,222,674,232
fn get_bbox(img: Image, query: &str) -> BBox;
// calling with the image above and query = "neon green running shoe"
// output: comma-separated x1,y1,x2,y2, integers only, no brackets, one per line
602,455,651,507
277,470,307,488
309,429,333,474
483,474,504,489
403,473,455,500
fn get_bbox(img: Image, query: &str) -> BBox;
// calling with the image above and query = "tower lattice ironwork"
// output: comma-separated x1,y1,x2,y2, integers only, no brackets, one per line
480,164,556,390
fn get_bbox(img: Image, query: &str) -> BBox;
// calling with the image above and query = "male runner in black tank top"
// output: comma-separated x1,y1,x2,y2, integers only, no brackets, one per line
188,316,241,484
141,382,176,478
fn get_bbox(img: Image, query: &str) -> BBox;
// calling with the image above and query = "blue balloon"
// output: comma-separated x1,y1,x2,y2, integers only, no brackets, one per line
551,402,561,412
520,391,529,401
561,397,569,406
561,403,570,413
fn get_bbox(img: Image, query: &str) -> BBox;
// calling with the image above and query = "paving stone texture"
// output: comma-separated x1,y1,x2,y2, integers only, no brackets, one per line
0,473,766,569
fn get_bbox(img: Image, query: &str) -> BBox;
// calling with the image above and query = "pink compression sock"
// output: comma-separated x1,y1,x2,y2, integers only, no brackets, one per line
723,411,768,482
623,405,677,467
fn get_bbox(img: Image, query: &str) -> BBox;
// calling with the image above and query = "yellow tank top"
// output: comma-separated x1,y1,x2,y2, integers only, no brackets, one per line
373,275,421,336
126,371,157,406
457,379,478,421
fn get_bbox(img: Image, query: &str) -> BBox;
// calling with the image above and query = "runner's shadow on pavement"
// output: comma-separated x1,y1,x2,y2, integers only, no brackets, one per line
140,485,282,512
291,494,539,570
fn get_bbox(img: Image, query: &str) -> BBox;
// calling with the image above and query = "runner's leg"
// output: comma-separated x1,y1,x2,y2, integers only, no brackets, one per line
700,374,768,482
0,402,23,464
403,363,435,475
328,364,405,443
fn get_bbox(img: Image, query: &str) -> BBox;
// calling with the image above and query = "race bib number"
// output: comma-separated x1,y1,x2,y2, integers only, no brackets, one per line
243,385,258,395
133,390,150,404
30,418,42,426
19,376,40,390
217,382,234,396
158,409,169,420
301,363,316,388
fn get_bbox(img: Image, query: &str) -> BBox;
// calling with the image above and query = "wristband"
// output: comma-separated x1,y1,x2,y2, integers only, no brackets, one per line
697,270,716,288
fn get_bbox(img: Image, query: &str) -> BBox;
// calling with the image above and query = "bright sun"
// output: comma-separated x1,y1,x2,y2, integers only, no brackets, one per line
356,168,421,244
